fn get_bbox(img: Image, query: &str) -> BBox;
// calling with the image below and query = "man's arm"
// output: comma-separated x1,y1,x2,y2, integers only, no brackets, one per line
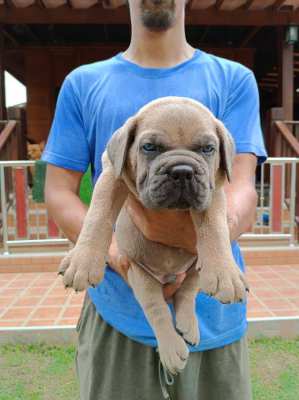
224,153,258,241
44,164,87,244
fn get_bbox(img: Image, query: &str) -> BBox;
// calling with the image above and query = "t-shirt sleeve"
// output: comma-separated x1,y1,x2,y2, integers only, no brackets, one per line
222,70,267,164
42,75,90,172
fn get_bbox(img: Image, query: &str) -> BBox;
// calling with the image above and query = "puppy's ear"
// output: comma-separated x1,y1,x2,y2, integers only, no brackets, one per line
107,117,137,178
215,120,235,182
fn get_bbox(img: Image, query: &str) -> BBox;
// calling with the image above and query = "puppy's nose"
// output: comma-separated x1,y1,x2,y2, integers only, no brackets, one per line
169,165,194,181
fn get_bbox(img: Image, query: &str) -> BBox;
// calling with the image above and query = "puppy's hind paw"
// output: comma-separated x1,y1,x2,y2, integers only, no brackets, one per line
158,332,189,375
176,312,200,346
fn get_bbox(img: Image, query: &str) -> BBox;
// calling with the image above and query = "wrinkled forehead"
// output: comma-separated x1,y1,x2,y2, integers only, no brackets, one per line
136,102,218,146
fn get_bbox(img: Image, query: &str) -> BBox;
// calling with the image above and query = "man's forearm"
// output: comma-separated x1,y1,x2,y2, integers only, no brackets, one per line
46,190,88,244
224,182,257,242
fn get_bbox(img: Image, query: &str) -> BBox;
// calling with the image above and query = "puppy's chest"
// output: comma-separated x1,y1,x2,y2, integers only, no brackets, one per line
115,208,196,284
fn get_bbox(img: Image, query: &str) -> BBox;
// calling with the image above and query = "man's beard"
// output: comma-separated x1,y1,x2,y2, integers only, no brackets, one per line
140,0,176,31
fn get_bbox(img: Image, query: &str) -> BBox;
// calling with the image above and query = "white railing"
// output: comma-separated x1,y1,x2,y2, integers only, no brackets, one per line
0,158,298,255
242,157,299,247
0,160,68,255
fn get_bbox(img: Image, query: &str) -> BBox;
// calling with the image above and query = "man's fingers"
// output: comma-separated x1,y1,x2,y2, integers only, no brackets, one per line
107,235,130,281
163,273,186,300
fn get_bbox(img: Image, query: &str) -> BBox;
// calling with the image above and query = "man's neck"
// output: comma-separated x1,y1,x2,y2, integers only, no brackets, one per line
123,21,195,68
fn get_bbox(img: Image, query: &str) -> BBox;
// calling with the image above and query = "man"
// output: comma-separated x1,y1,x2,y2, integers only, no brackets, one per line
43,1,267,399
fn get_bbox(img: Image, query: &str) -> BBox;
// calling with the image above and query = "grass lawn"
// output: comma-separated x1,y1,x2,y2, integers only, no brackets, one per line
0,337,298,400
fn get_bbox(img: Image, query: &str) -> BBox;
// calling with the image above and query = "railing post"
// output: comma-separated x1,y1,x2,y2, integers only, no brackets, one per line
290,160,297,245
14,167,28,238
270,163,283,233
47,216,59,238
0,165,9,254
269,108,284,157
296,163,299,235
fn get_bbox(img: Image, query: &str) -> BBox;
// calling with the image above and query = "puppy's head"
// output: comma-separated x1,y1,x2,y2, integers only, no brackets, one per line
107,97,234,211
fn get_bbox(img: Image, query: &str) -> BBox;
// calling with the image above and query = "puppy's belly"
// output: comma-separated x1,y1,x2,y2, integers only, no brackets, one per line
115,207,196,280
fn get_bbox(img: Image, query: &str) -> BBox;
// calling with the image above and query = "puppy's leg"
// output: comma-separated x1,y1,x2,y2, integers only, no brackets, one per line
190,188,249,304
174,267,201,346
59,152,128,291
128,262,189,375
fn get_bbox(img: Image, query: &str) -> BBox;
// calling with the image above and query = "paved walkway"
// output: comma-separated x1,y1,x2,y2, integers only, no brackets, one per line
0,264,299,327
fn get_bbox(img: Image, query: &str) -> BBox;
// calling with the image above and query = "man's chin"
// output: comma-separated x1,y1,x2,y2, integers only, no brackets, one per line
141,11,175,31
141,0,175,31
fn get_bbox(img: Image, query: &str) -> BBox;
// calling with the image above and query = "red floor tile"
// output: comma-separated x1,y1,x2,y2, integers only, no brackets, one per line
247,279,270,288
27,319,56,326
2,307,34,320
30,307,61,320
69,294,85,306
0,273,20,280
41,296,68,306
255,271,282,279
251,288,279,299
247,299,268,311
62,306,81,319
0,297,14,307
289,298,299,308
272,310,299,317
14,297,41,307
276,288,299,298
261,298,296,310
23,287,46,297
32,279,56,287
0,320,25,327
7,280,32,288
47,287,70,296
1,265,299,328
247,310,274,318
0,288,23,297
57,318,78,325
266,279,294,289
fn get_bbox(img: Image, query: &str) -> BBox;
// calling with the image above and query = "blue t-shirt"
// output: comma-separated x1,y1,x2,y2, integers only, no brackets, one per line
42,49,267,351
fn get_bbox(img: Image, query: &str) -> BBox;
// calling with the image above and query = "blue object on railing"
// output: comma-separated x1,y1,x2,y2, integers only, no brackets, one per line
262,212,269,226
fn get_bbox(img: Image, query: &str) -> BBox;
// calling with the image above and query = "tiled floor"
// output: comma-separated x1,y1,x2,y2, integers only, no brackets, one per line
0,264,299,328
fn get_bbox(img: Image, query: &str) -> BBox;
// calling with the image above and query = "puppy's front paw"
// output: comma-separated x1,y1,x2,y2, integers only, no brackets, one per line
158,332,189,375
175,300,200,346
58,247,104,291
198,260,249,304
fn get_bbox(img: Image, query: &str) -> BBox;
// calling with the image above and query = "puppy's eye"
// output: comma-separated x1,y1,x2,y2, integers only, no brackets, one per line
142,143,159,153
201,145,215,155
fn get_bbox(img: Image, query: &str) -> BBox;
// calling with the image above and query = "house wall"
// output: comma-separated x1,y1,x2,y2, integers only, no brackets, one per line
23,45,254,143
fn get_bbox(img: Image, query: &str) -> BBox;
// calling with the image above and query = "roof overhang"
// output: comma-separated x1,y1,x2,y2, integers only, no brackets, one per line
0,0,299,26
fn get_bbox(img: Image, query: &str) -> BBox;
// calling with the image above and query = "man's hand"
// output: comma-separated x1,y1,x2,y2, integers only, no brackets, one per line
126,194,198,254
107,234,187,301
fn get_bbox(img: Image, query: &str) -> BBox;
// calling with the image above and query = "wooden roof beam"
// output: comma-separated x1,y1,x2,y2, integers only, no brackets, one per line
214,0,225,10
240,26,261,47
270,0,286,11
37,0,46,7
0,7,299,25
186,0,195,11
102,0,126,9
1,27,19,47
241,0,255,10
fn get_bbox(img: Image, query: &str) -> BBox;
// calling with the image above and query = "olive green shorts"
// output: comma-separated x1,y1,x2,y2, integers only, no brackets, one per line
76,294,252,400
